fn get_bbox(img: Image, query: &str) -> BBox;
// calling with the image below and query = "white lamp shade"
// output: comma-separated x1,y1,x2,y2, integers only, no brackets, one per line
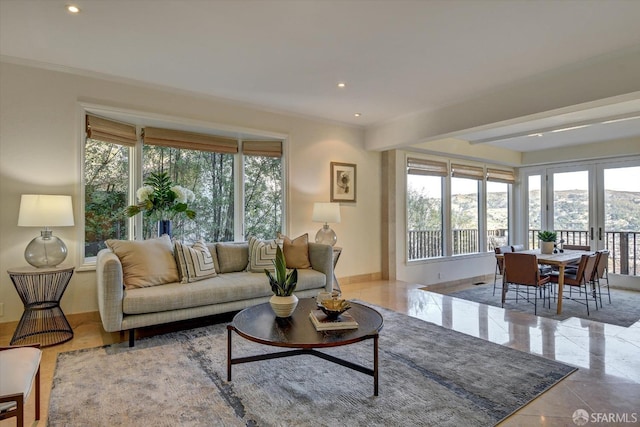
312,202,341,224
18,195,75,227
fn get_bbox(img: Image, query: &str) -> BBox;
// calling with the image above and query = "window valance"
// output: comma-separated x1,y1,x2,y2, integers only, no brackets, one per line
143,127,238,154
451,163,484,180
407,158,448,177
242,140,283,157
486,168,516,184
86,114,137,146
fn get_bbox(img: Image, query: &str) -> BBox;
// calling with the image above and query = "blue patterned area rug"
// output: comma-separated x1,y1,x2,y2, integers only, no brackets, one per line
48,302,576,426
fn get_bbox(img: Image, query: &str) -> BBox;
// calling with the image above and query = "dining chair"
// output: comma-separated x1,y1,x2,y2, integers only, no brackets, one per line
493,245,513,296
549,253,598,315
593,249,611,307
502,252,551,315
0,344,42,427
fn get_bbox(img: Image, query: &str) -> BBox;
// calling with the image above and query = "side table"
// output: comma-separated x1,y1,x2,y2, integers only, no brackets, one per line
8,266,75,347
332,247,342,294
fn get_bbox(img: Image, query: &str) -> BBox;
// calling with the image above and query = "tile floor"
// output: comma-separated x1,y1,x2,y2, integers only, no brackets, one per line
1,279,639,426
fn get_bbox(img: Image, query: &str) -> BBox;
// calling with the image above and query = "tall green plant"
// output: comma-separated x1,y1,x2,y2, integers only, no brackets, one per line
265,245,298,296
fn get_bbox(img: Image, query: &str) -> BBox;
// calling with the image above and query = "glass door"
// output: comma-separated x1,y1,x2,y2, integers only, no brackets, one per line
597,162,640,275
549,168,593,249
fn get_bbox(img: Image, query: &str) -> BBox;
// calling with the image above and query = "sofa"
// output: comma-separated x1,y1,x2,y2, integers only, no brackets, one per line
96,235,333,346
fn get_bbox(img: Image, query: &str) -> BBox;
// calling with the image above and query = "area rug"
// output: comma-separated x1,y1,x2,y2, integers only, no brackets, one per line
442,283,640,327
48,302,576,427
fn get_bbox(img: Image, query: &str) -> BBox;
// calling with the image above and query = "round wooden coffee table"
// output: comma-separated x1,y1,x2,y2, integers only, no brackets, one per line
227,298,384,395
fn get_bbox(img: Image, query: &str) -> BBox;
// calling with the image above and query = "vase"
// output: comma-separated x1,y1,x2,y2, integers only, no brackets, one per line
158,220,172,237
269,294,299,318
541,241,555,254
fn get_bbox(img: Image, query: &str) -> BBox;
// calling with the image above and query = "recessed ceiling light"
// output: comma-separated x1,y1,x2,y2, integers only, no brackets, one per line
354,113,361,117
337,82,346,88
67,5,80,14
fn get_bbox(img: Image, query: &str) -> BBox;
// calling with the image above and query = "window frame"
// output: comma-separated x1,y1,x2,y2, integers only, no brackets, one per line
79,103,288,268
405,153,514,262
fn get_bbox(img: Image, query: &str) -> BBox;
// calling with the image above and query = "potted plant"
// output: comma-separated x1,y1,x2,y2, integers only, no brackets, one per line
538,230,557,254
265,245,298,317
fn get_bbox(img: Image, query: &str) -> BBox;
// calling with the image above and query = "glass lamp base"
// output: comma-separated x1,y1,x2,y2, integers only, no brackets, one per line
315,224,337,246
24,230,68,268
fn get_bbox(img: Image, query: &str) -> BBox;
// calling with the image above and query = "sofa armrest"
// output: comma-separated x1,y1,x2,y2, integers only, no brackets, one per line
96,248,125,332
308,243,333,292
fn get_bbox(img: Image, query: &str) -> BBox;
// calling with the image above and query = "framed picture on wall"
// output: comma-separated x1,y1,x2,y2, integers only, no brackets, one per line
330,162,357,202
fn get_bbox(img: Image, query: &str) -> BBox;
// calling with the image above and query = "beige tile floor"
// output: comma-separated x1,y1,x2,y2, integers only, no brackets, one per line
1,279,639,426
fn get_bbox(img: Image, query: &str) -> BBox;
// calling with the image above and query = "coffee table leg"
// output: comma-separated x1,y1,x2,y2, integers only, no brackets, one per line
227,325,233,381
373,334,379,396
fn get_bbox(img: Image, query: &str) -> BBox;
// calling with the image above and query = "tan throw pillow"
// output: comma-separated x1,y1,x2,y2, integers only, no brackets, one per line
248,236,279,273
215,242,249,273
106,235,179,289
175,239,217,283
279,233,311,269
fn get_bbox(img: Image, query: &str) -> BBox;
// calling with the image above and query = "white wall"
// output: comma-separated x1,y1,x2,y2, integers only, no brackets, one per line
0,61,381,322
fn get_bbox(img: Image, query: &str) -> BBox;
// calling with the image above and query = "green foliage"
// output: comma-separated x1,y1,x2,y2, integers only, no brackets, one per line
265,245,298,296
537,230,557,242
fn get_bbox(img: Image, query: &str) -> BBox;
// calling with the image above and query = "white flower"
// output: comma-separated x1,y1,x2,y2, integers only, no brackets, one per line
171,186,195,204
136,185,154,202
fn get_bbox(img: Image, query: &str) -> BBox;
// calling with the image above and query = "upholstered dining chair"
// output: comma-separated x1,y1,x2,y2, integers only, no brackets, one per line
493,245,513,296
502,252,551,315
0,344,41,427
549,253,598,315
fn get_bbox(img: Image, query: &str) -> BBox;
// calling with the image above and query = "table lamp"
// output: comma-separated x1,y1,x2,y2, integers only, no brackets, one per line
18,194,75,268
312,202,341,246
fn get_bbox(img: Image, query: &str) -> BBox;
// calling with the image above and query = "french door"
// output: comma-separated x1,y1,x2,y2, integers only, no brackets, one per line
524,158,640,276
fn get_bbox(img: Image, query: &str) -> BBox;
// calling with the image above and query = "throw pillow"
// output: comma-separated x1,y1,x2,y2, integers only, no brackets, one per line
279,233,311,269
106,235,179,289
215,242,249,273
174,239,217,283
248,236,279,273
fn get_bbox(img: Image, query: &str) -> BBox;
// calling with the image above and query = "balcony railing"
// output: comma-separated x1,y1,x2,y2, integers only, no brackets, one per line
407,228,639,276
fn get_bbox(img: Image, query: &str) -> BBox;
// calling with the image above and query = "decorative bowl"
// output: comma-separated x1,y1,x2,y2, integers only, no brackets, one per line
319,299,351,319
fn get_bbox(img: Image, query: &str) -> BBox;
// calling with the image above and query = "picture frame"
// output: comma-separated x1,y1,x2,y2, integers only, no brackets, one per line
330,162,357,202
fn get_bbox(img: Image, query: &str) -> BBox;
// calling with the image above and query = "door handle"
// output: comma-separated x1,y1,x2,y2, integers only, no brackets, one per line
590,227,594,240
599,227,603,241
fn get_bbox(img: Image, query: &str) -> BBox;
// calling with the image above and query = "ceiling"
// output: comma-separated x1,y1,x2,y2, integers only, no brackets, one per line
1,0,640,152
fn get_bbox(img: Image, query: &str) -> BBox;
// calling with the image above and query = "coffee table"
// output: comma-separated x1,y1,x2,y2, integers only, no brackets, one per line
227,298,384,395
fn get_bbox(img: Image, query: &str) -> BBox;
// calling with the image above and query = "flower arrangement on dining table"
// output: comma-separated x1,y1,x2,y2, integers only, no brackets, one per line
125,171,197,221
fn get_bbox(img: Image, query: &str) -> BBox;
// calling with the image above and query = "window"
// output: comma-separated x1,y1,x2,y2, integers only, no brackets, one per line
406,158,446,260
406,156,514,260
83,113,284,263
451,163,483,255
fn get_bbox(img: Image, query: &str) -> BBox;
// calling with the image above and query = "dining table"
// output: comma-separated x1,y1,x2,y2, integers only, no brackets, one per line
498,249,593,314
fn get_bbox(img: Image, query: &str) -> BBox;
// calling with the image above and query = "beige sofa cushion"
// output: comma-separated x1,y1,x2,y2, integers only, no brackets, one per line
106,235,178,289
122,269,326,314
215,242,249,273
174,239,217,283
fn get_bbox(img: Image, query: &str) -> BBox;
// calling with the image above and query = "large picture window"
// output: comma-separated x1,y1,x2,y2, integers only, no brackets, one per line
83,112,284,263
406,156,514,261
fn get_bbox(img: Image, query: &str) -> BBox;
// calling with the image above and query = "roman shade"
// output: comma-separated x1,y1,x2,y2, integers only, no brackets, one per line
451,163,484,180
407,158,448,177
242,140,283,157
143,127,238,154
86,114,137,146
486,168,516,184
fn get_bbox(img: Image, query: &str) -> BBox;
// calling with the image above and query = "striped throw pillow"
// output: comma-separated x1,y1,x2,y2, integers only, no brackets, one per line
175,239,217,283
248,236,279,273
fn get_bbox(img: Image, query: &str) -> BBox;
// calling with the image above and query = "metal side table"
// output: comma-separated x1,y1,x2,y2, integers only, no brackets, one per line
332,247,342,294
8,266,74,347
